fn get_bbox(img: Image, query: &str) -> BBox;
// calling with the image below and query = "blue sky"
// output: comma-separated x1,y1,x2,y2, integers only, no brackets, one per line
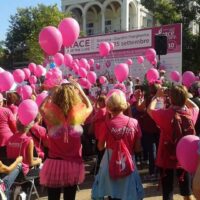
0,0,61,41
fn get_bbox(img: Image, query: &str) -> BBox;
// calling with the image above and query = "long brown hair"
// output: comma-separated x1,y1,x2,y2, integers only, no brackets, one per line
51,84,82,116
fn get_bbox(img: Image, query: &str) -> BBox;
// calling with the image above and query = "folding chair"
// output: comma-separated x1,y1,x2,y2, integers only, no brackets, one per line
12,169,40,200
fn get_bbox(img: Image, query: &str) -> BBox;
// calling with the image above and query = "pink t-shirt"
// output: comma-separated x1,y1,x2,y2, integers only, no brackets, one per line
0,107,16,147
29,123,48,159
7,104,18,118
99,113,142,155
48,125,83,162
150,107,199,169
94,107,107,140
7,133,32,175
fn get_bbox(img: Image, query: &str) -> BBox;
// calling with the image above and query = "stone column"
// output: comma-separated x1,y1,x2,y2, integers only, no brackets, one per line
121,0,129,31
83,13,87,34
101,11,105,34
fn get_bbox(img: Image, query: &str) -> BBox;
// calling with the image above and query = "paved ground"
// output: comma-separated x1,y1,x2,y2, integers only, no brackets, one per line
37,158,191,200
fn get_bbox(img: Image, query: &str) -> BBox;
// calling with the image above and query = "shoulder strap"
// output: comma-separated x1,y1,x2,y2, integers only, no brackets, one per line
29,129,45,149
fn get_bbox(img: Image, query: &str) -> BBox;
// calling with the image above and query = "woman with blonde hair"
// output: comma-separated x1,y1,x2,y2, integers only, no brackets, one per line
92,89,144,200
39,80,92,200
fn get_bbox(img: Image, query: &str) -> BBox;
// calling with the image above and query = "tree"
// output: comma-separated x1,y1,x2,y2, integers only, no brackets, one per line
5,4,70,68
141,0,200,72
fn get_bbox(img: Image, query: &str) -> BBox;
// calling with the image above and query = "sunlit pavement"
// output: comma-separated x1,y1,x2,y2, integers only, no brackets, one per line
38,158,189,200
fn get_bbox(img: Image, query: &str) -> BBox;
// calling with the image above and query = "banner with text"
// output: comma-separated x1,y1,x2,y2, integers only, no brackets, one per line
66,23,182,81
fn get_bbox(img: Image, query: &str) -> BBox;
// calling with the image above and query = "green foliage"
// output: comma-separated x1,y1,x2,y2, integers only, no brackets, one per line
5,4,70,66
141,0,200,72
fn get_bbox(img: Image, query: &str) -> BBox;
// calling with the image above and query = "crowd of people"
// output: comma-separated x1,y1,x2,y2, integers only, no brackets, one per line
0,71,200,200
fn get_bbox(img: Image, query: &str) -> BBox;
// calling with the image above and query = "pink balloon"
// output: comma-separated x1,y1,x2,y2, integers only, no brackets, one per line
79,58,88,69
23,68,31,80
78,67,87,78
58,18,80,47
137,56,144,64
114,63,129,83
170,71,181,82
29,75,37,84
45,71,53,79
0,71,14,92
109,42,115,51
64,54,73,67
51,68,62,79
90,66,94,71
146,68,159,82
78,78,88,87
54,53,64,66
72,63,79,73
13,69,25,83
36,91,48,107
87,71,97,84
18,99,38,125
182,71,196,88
39,26,63,55
126,59,133,66
20,85,33,100
88,59,94,66
34,65,45,77
99,76,107,84
28,63,36,73
145,48,156,62
176,135,199,173
30,84,36,91
151,58,157,66
99,42,111,57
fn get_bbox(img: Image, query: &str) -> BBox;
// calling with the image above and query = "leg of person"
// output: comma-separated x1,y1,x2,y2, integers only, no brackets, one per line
3,164,22,198
176,168,193,200
63,185,77,200
96,149,105,174
160,168,174,200
47,187,61,200
146,134,156,175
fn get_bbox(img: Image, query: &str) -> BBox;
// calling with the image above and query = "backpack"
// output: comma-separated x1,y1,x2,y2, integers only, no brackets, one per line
167,109,196,161
106,118,135,180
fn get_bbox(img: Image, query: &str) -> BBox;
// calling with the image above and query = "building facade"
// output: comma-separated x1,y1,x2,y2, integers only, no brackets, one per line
61,0,154,36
